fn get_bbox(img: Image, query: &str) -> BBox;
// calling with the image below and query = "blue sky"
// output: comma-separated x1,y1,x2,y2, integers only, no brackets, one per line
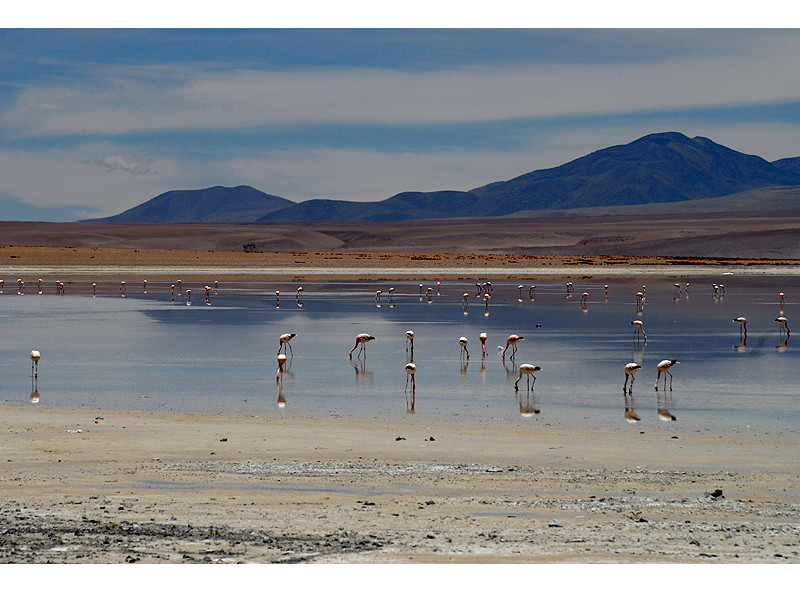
1,16,799,220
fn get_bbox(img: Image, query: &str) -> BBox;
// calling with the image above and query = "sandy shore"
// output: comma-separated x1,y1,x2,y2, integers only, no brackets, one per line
2,403,798,564
2,246,799,282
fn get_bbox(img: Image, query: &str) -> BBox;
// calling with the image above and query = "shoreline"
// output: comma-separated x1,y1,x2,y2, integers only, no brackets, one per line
2,402,798,563
2,246,799,281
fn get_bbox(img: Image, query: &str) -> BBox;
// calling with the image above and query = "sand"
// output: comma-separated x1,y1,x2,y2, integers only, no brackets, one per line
1,404,798,564
1,246,799,565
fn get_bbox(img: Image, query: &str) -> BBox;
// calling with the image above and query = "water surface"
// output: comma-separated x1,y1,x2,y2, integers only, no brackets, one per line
2,276,798,434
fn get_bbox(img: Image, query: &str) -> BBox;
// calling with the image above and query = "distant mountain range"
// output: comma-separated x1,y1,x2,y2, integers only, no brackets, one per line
85,132,800,224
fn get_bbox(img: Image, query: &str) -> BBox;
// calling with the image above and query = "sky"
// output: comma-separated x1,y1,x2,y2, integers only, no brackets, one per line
2,7,800,220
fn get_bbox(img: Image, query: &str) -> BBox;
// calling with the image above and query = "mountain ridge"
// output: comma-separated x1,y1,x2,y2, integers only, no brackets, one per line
82,132,800,224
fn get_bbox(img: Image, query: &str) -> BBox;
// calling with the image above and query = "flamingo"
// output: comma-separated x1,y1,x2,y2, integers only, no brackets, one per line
459,336,469,360
462,292,469,312
514,363,542,391
276,353,287,381
673,283,681,297
120,281,126,297
604,284,608,299
529,285,536,299
278,333,296,355
655,359,679,391
143,279,147,293
17,279,24,294
581,292,589,311
171,284,175,301
631,320,647,342
635,291,644,307
375,290,382,304
297,286,303,298
30,350,40,378
387,287,395,305
733,317,747,338
775,316,790,336
37,278,42,294
503,334,524,360
623,362,641,393
186,289,191,305
349,333,375,358
92,282,97,297
517,285,524,300
479,332,487,357
405,330,414,354
405,362,416,392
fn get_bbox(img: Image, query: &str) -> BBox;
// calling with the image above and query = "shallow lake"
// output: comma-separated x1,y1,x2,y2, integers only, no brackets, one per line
1,275,798,435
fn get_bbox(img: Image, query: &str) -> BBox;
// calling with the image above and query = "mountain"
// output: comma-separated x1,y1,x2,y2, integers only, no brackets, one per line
87,133,800,224
85,185,294,223
258,132,800,222
773,156,800,176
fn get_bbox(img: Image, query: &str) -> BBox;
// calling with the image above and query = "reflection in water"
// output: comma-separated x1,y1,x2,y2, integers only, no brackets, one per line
276,379,287,408
623,393,641,423
657,390,677,421
350,358,374,385
776,335,790,351
405,362,416,413
518,389,540,417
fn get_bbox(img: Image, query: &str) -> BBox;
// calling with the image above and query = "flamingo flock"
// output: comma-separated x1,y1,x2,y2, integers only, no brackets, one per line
7,278,792,419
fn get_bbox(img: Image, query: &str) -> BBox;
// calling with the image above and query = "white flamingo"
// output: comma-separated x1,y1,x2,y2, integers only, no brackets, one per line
502,334,524,360
623,362,641,393
655,359,679,391
733,317,747,339
278,333,296,355
349,333,375,358
631,320,647,342
514,363,541,391
459,336,469,360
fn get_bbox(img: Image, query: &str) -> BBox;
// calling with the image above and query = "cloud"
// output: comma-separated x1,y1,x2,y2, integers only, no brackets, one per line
3,33,799,139
95,154,157,175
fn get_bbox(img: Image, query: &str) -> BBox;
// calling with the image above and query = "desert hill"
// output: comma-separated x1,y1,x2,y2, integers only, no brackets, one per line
87,185,294,223
82,132,800,225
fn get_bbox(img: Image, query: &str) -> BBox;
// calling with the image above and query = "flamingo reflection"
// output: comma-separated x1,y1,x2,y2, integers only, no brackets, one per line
656,390,677,421
623,392,641,423
518,389,540,417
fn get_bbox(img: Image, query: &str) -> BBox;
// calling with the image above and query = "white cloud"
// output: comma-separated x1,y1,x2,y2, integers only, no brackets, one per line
3,34,799,139
95,154,157,175
0,146,184,219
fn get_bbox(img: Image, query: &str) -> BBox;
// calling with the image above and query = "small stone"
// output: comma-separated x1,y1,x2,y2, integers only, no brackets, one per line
548,520,563,528
395,437,406,441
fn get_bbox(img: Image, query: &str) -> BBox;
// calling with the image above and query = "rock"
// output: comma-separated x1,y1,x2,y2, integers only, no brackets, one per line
548,520,563,528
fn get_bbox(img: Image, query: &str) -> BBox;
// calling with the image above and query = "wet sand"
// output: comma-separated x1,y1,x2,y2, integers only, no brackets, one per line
2,246,799,564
